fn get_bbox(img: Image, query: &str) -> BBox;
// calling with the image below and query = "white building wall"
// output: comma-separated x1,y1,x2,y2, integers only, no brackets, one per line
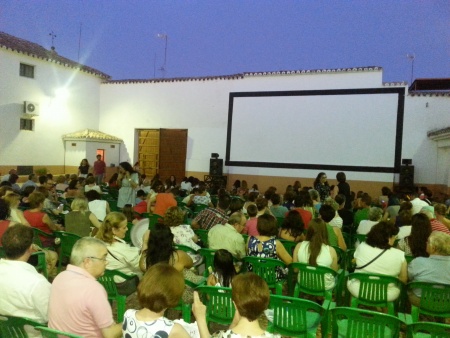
0,49,103,165
99,70,404,183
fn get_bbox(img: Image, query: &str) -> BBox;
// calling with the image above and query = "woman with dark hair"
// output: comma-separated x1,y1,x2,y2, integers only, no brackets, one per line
247,214,292,281
293,218,338,289
117,161,139,208
394,201,413,227
397,213,431,257
140,223,203,303
269,193,288,218
336,172,351,210
293,180,301,195
314,172,330,203
228,198,244,215
64,179,80,199
207,249,236,288
243,191,258,214
347,221,407,301
78,158,90,178
279,210,305,242
108,173,119,188
231,180,241,195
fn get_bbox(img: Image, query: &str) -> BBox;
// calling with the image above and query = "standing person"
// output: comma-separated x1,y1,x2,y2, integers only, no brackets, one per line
0,224,52,338
78,159,90,178
117,162,139,208
336,172,352,210
93,154,106,186
314,172,330,203
48,237,122,338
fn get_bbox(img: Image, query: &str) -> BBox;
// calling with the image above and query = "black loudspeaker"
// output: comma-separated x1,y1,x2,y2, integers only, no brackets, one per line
209,159,223,176
399,165,414,189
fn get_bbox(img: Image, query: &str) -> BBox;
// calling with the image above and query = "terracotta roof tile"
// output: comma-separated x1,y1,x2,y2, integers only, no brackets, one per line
0,31,110,79
62,129,122,142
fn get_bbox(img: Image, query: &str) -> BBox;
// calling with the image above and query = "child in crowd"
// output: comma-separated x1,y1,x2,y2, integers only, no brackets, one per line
207,249,236,288
243,204,259,236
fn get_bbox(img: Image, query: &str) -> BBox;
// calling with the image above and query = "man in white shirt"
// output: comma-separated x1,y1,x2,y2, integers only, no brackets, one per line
0,224,51,337
208,212,246,259
410,191,429,215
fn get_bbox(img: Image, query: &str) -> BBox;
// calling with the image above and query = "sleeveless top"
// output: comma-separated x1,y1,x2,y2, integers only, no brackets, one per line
122,309,174,338
247,236,286,281
297,241,335,290
88,200,107,221
65,211,93,237
23,210,53,247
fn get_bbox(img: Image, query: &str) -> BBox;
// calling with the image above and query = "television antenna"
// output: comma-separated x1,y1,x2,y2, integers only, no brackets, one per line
49,31,57,50
157,33,168,78
406,53,415,84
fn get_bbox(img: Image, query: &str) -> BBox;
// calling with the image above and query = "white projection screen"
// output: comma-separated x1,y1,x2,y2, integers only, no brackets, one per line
225,88,405,173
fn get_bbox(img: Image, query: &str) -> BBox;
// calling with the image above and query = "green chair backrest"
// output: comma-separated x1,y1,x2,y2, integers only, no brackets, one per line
408,281,450,321
36,326,83,338
348,272,403,315
0,315,41,338
354,233,367,245
54,231,82,272
194,229,209,247
268,294,325,337
276,217,285,228
279,239,297,255
198,248,216,277
31,251,48,279
242,256,286,294
331,245,347,271
32,227,56,249
197,286,235,326
194,204,208,216
406,322,450,338
330,307,402,338
97,269,131,322
148,214,163,231
0,247,5,258
290,262,338,301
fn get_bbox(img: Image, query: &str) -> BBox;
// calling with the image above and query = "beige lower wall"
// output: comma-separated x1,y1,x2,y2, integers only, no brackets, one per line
3,165,449,200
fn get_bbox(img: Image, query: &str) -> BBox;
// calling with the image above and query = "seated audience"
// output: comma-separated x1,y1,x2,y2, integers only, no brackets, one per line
336,172,352,210
243,191,259,214
323,197,343,229
64,179,81,198
55,175,68,192
407,231,450,306
193,273,281,338
394,201,413,228
48,237,122,337
278,209,305,242
3,193,30,225
434,203,450,230
293,218,338,289
23,191,63,247
411,190,429,215
165,206,202,264
134,189,148,214
353,193,371,228
191,194,230,230
357,207,383,235
207,249,237,287
148,185,177,216
65,197,102,237
141,224,203,303
347,221,407,301
208,212,246,259
247,214,292,281
291,192,313,228
320,204,347,250
421,205,450,235
269,193,288,218
86,190,110,221
123,263,190,338
0,224,51,338
308,189,321,215
397,213,431,257
84,176,102,194
243,204,259,236
0,198,17,238
96,212,142,295
21,173,39,193
8,173,21,193
228,198,244,215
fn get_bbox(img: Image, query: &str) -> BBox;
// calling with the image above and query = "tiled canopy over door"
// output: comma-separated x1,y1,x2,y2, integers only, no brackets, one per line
138,129,160,178
159,129,187,183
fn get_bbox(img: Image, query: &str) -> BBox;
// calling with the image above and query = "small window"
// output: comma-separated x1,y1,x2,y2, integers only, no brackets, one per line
20,63,34,78
20,119,34,131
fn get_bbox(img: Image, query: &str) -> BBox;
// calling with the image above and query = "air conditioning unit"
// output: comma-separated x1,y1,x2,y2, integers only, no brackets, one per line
24,101,39,116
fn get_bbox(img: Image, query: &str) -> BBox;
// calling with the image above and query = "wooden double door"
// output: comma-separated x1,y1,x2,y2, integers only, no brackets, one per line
138,129,187,183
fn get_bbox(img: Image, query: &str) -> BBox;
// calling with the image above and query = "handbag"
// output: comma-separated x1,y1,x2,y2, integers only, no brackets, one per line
355,248,388,270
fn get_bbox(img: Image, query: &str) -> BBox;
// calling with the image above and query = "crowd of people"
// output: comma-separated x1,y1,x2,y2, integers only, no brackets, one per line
0,164,450,337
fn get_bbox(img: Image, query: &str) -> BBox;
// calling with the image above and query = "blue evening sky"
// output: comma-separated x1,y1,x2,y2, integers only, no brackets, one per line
1,1,449,82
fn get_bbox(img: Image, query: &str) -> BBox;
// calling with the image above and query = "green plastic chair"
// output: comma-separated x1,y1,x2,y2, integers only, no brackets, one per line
0,315,41,337
405,255,414,264
98,269,136,322
32,227,56,249
330,307,402,338
406,322,450,338
148,214,163,230
279,239,297,255
193,204,208,216
354,233,367,245
54,231,82,272
242,256,286,295
347,272,404,315
32,251,48,279
331,245,347,271
267,294,328,337
407,282,450,323
276,216,285,228
290,262,341,303
194,229,209,247
36,326,83,337
196,286,235,328
198,248,216,277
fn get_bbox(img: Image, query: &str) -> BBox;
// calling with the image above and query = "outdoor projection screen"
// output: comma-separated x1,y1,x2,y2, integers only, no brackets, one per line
225,88,405,173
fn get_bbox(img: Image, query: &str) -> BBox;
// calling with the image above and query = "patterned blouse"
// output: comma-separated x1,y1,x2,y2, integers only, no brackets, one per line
247,236,286,281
